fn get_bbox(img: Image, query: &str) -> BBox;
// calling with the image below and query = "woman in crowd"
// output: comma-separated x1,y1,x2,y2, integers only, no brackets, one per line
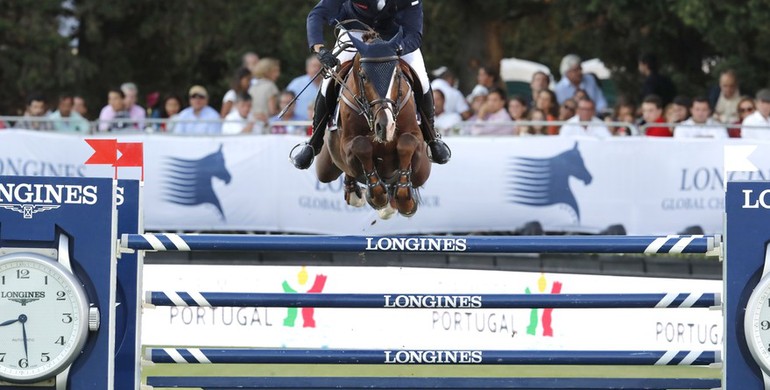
220,67,253,118
536,89,559,135
518,108,548,136
159,94,183,132
248,58,281,133
607,99,637,136
507,94,529,135
730,96,756,138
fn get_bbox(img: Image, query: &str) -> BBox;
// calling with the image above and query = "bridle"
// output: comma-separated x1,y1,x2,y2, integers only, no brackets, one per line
340,54,413,133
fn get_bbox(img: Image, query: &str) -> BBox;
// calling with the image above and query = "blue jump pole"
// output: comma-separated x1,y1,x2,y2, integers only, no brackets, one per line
146,291,720,309
122,234,717,254
148,348,720,366
146,376,722,389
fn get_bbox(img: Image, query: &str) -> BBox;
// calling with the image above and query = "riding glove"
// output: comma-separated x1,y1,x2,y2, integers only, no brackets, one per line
317,48,339,69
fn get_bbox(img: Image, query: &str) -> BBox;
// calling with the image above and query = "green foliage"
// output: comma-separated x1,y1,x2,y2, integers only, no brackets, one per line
0,0,767,115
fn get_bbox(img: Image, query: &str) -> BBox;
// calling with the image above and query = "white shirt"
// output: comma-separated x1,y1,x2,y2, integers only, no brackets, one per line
741,111,770,139
435,111,462,135
673,118,728,139
430,78,469,116
559,115,611,138
221,110,250,135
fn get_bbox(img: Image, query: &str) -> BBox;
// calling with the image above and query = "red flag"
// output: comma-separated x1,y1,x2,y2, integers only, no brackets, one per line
115,143,144,167
84,139,117,165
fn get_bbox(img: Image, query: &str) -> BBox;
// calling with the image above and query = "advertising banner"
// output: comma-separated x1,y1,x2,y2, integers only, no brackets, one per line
142,265,722,351
2,129,768,234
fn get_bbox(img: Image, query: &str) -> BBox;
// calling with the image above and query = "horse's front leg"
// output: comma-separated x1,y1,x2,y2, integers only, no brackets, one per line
394,133,420,216
343,174,365,207
348,135,388,209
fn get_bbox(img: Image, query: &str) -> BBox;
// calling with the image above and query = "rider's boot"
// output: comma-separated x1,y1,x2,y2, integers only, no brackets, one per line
419,89,451,164
291,93,330,170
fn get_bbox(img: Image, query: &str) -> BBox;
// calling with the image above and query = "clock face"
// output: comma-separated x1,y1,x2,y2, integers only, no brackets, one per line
0,253,89,383
745,273,770,375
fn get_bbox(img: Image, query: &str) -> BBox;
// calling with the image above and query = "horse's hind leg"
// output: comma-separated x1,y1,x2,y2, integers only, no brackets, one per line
348,135,388,209
394,133,420,216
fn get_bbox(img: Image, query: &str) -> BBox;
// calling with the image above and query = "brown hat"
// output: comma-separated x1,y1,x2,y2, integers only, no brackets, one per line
188,85,208,98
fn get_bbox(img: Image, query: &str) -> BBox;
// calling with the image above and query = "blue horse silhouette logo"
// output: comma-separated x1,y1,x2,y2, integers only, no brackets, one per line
164,144,232,219
508,143,592,222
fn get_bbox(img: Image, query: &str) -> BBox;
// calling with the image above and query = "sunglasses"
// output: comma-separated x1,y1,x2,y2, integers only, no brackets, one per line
189,94,206,99
739,106,755,113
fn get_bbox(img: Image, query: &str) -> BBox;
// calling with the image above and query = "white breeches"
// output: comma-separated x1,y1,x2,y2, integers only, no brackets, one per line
320,30,430,96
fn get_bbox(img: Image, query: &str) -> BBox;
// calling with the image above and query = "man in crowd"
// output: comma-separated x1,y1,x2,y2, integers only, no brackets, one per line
741,89,770,139
708,69,742,124
673,96,728,138
638,53,676,107
433,89,462,135
18,94,53,131
559,97,611,138
286,56,322,120
173,85,222,135
431,66,471,119
270,91,304,134
640,95,671,137
49,94,90,132
222,93,256,135
121,82,146,129
555,54,608,112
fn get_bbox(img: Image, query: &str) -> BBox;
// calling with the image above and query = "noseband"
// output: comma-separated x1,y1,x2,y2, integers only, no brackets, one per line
341,55,413,133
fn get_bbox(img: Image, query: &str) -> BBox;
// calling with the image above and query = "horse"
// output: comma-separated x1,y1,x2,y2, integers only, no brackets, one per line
314,30,430,219
508,143,592,222
164,144,232,219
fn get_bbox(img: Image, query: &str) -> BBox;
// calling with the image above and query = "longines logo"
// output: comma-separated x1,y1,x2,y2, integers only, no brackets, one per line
383,350,483,364
365,237,467,251
0,183,97,218
742,189,770,209
383,295,482,308
1,291,45,306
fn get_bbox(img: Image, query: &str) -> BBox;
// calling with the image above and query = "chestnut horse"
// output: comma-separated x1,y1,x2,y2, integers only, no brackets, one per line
314,31,430,219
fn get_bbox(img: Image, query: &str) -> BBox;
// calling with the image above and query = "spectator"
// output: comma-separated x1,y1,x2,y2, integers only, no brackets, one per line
98,89,132,132
465,88,488,124
433,89,462,135
223,93,256,135
270,91,304,134
468,65,501,103
665,95,691,124
573,88,589,102
558,98,577,123
248,58,281,133
638,53,677,106
535,89,560,135
641,95,672,137
430,66,471,119
173,85,222,135
728,96,755,138
286,56,323,120
470,87,513,135
507,95,529,135
146,91,162,121
121,82,146,129
709,69,742,124
606,99,636,136
221,67,253,118
73,95,88,119
242,51,260,84
49,95,89,133
559,98,611,138
159,94,183,132
555,54,608,112
741,89,770,139
529,71,550,108
18,94,53,131
673,96,728,138
518,108,548,136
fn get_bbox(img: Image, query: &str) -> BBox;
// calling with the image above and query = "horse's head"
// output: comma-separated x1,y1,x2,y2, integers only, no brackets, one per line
562,143,592,185
349,30,404,143
206,144,232,184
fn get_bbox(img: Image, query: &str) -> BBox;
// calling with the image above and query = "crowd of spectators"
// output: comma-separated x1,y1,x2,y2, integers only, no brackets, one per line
3,51,770,139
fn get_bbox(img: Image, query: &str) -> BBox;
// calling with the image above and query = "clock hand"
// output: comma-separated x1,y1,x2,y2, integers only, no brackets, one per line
19,314,28,360
0,318,19,327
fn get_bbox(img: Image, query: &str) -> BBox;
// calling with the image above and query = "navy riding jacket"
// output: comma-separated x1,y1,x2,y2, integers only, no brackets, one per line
307,0,423,54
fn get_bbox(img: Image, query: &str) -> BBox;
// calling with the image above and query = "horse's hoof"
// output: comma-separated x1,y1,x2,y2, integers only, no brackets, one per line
366,183,389,210
377,204,396,220
346,190,365,208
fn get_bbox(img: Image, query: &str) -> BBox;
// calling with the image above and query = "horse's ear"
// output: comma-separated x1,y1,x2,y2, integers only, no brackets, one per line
348,34,368,56
218,144,223,152
389,28,404,53
572,142,578,150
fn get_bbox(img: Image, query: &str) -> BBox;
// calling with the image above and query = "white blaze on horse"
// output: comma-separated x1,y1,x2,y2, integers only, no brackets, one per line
314,30,431,219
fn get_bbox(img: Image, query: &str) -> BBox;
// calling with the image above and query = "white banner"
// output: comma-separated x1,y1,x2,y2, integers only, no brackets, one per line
1,129,769,234
142,265,721,351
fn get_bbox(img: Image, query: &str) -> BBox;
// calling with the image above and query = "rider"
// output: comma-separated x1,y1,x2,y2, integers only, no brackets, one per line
291,0,451,169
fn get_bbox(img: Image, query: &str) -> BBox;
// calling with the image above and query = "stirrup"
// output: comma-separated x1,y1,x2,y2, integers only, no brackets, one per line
288,142,316,166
